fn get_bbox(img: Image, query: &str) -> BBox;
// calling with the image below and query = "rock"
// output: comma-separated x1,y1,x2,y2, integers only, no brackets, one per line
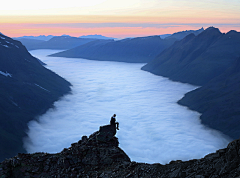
1,129,240,177
96,124,116,142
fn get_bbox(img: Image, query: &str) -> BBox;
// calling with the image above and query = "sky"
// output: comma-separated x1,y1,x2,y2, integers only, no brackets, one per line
0,0,240,38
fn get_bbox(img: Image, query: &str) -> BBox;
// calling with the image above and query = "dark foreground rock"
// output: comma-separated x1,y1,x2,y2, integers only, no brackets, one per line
1,126,240,178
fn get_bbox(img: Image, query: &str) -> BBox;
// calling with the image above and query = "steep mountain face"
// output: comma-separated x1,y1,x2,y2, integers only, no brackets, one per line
142,27,240,139
0,34,71,161
165,27,204,40
16,36,104,51
1,126,240,177
49,36,177,63
178,57,240,139
142,27,240,86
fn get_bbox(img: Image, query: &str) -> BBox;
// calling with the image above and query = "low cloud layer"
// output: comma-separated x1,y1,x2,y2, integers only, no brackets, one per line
25,50,230,164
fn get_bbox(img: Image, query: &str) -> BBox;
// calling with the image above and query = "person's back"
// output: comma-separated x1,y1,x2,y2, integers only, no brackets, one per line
110,114,119,130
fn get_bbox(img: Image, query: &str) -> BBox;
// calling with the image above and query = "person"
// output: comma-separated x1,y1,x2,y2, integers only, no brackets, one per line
110,114,119,130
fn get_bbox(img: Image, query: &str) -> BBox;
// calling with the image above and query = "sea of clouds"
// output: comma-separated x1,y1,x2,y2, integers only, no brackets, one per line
24,50,231,164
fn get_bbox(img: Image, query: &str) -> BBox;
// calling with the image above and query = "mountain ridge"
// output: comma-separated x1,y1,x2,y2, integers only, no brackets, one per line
1,125,240,177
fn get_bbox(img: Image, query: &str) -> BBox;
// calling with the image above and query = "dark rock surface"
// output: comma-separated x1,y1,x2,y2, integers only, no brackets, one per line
49,35,177,63
178,57,240,139
0,33,71,161
1,127,240,178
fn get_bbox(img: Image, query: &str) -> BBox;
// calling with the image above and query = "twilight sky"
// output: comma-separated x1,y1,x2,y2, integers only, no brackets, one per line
1,0,240,38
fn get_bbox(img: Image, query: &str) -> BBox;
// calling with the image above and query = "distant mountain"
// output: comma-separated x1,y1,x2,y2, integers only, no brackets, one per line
159,34,171,39
49,36,177,63
16,36,101,51
15,35,55,41
165,27,204,40
178,57,240,139
0,33,71,161
79,34,115,40
142,27,240,86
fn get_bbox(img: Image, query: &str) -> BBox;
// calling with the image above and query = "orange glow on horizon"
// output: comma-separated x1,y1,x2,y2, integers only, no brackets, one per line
1,15,240,38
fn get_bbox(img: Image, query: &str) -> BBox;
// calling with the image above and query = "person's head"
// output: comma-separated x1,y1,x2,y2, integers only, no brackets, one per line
113,114,116,117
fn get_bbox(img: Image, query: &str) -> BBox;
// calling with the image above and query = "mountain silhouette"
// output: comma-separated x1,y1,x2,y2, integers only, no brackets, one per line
49,35,176,63
16,36,107,51
142,27,240,86
0,33,71,161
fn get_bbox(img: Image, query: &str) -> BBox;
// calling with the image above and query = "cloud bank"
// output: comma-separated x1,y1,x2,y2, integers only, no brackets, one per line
24,50,230,164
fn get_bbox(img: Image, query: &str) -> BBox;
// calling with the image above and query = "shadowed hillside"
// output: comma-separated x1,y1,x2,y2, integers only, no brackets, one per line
142,27,240,86
49,36,177,63
0,33,71,161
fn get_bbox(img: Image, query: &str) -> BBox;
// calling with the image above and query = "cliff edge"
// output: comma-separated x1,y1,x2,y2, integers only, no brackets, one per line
1,124,240,177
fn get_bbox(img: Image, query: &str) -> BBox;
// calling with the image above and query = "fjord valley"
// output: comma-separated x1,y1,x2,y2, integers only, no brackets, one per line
1,26,240,177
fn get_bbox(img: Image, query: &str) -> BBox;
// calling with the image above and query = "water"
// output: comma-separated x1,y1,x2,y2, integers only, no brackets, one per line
25,49,230,164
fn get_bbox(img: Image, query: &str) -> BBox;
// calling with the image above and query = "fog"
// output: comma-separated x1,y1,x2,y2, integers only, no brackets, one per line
25,49,230,164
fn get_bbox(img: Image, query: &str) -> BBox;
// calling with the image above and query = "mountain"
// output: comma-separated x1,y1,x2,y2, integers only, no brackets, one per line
165,27,204,40
142,27,240,139
159,34,171,39
79,34,115,40
14,35,55,41
178,57,240,139
16,36,101,51
49,35,177,63
0,124,239,177
142,27,240,86
0,33,71,161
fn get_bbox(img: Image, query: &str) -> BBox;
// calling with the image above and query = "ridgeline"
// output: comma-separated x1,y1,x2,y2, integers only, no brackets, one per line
0,124,240,177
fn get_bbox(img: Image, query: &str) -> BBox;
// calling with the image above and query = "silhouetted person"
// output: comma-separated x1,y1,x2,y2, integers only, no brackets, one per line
110,114,119,130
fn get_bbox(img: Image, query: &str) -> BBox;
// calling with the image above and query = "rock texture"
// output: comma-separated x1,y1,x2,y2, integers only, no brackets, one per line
1,127,240,178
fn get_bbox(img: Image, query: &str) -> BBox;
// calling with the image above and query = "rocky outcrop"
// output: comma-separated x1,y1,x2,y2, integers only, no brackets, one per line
1,126,240,178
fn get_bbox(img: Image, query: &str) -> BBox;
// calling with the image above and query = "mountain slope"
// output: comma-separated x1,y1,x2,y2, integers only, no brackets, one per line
178,57,240,139
50,35,176,63
0,33,71,161
142,27,240,85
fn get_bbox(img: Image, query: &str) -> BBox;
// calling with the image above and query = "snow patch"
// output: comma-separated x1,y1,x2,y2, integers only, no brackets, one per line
34,84,50,92
2,45,9,48
0,71,12,77
15,45,19,48
0,36,5,39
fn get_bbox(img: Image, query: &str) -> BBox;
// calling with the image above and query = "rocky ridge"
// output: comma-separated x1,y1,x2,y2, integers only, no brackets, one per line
1,125,240,178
